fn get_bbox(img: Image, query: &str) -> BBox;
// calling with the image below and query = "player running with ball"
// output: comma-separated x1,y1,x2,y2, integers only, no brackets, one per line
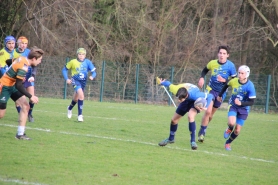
157,78,213,150
217,65,256,151
62,48,96,122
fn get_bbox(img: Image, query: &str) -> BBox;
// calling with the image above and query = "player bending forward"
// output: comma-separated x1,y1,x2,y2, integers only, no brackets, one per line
217,65,256,151
157,78,213,150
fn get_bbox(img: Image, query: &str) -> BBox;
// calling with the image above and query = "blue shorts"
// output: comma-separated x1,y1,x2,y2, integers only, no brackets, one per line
24,81,34,88
176,99,200,116
208,89,226,108
71,78,85,92
228,105,249,126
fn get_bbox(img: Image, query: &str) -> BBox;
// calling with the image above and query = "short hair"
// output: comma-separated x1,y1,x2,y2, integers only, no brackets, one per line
176,87,188,100
17,36,28,44
28,46,44,59
218,45,230,54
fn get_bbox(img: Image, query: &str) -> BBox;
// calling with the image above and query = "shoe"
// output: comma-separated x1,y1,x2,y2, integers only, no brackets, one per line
15,133,31,140
28,114,34,122
198,134,205,143
78,115,83,122
158,138,175,146
191,141,198,150
67,107,72,119
225,143,231,151
224,128,232,139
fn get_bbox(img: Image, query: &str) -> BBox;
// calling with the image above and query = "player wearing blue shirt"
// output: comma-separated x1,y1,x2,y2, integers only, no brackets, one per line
62,48,96,122
197,45,237,142
217,65,256,151
157,78,213,150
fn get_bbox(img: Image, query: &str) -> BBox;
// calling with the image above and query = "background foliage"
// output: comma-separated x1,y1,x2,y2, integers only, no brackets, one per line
0,0,278,108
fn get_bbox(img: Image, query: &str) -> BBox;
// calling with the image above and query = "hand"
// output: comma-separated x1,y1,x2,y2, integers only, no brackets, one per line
160,79,171,87
234,98,241,105
30,95,39,104
28,77,35,82
217,75,226,83
89,76,94,80
198,78,204,88
194,106,207,111
66,79,72,84
217,96,222,102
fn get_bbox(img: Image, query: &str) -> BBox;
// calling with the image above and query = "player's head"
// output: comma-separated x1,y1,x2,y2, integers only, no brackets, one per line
17,36,28,51
217,45,230,63
28,46,44,66
238,65,250,80
4,35,16,51
176,87,188,102
77,48,86,61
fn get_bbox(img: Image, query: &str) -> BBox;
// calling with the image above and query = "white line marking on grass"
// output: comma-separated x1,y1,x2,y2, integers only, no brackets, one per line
0,177,48,185
0,123,276,164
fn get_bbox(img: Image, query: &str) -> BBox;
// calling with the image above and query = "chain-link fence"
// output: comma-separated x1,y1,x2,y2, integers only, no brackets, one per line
35,56,278,113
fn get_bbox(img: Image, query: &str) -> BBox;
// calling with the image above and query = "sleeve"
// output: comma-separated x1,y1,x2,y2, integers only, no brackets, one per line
218,82,229,97
62,66,69,80
230,62,237,77
15,78,32,98
200,67,209,78
89,61,97,78
31,66,37,77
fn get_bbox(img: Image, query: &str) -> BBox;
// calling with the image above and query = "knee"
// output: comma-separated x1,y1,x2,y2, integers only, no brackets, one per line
234,128,241,135
171,120,178,125
21,102,30,111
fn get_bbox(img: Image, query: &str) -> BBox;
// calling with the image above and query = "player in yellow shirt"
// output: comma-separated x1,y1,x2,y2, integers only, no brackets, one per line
0,47,44,140
0,36,16,77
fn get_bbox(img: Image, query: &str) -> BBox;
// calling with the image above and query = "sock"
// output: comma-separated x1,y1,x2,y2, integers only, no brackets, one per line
17,126,25,135
189,122,196,142
68,100,77,110
28,102,34,115
16,106,21,113
228,124,234,131
200,125,207,135
226,131,239,144
169,123,178,141
78,100,83,116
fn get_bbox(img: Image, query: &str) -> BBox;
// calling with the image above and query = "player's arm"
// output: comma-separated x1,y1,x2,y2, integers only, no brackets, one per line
200,67,209,78
15,78,32,98
239,98,255,106
218,82,229,98
62,66,69,80
198,67,209,88
6,59,13,67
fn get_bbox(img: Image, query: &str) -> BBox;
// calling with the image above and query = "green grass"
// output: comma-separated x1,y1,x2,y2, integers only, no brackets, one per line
0,98,277,185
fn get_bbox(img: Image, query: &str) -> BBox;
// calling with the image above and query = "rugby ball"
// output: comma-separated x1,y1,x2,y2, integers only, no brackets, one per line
194,97,207,108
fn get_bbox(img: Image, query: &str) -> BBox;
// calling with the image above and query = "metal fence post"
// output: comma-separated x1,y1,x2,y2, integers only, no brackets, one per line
265,75,271,114
135,64,140,104
100,61,105,102
63,57,70,99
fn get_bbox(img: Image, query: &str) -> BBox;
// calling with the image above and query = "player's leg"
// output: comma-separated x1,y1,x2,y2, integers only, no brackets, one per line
0,85,12,119
187,107,198,150
225,109,247,150
158,112,183,146
158,100,190,146
26,82,35,122
11,90,31,140
198,99,214,142
76,87,84,122
15,102,21,114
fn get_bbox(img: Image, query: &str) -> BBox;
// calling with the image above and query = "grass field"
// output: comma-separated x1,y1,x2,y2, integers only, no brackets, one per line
0,98,277,185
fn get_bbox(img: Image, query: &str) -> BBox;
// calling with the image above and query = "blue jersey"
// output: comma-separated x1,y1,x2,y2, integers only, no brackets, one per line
206,59,237,92
169,83,213,108
14,48,30,57
63,58,96,82
228,78,256,110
